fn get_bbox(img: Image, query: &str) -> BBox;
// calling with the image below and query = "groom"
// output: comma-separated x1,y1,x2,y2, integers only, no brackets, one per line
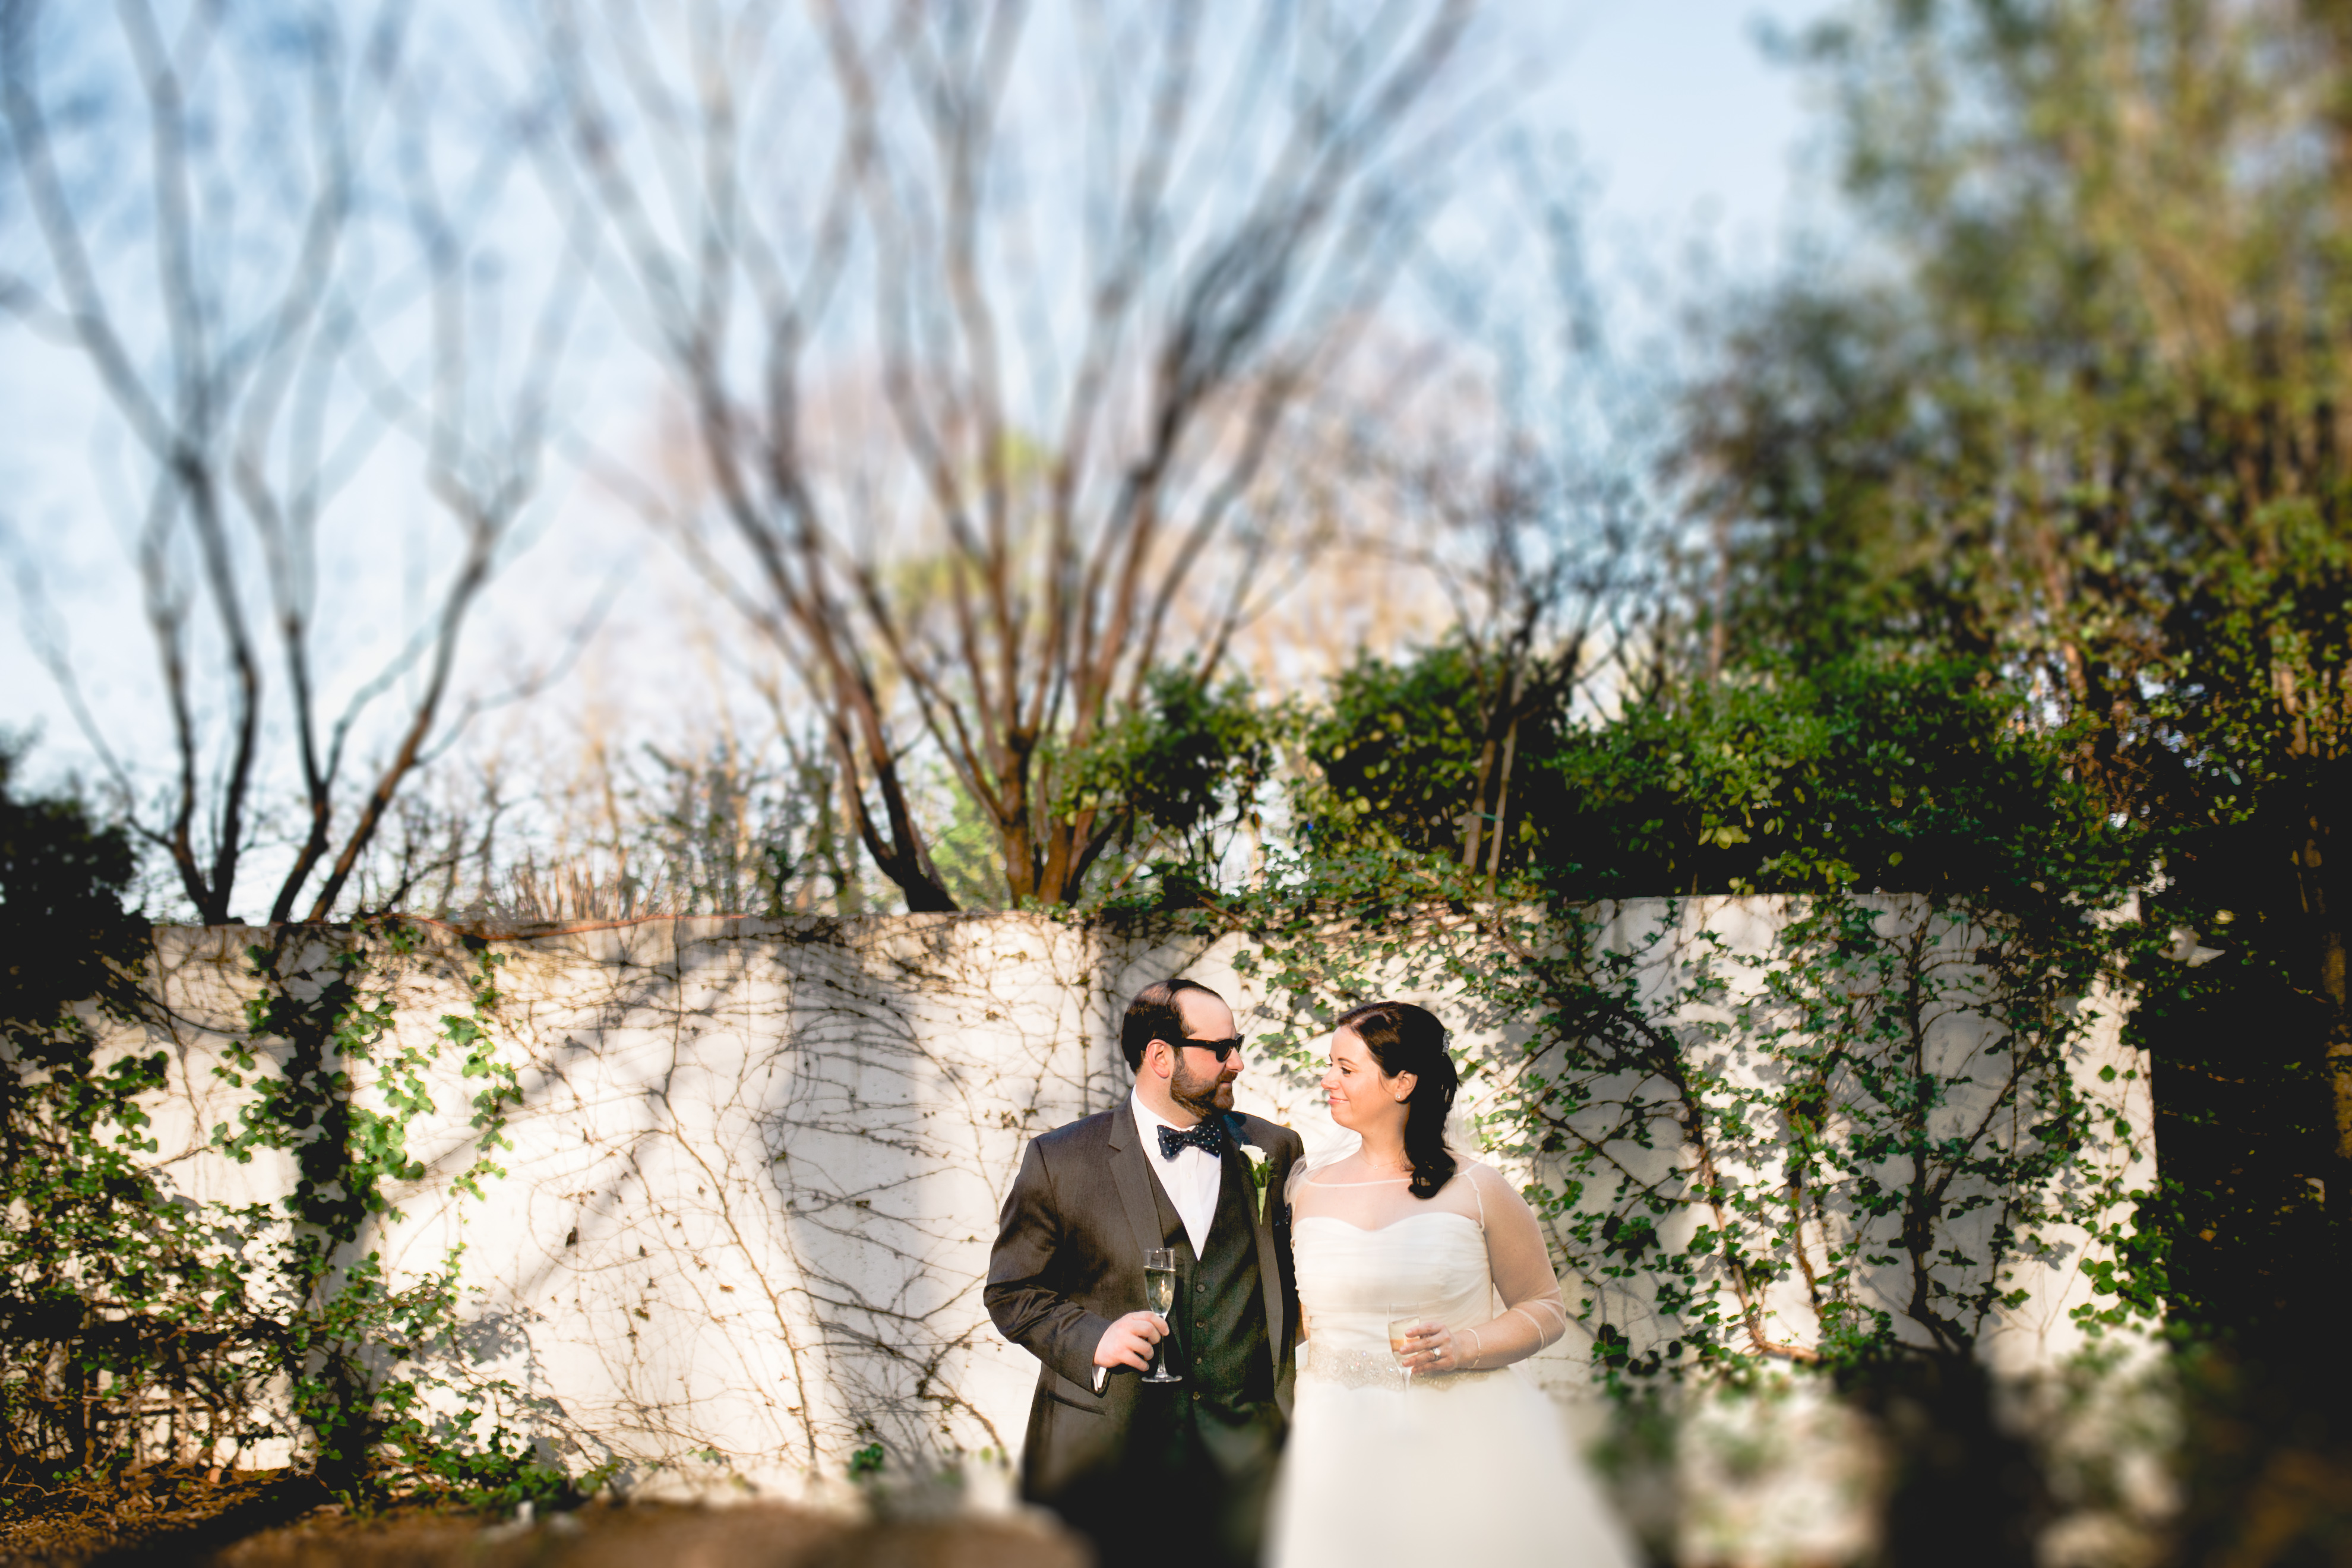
986,978,1303,1568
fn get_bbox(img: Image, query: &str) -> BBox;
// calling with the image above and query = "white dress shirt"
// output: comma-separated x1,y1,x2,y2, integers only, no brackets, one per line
1131,1089,1223,1257
1094,1093,1228,1393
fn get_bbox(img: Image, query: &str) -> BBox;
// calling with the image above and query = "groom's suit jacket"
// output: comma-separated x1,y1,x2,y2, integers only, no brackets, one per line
985,1105,1303,1548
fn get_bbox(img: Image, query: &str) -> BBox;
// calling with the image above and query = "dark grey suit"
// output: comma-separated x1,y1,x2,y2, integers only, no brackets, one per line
986,1105,1304,1568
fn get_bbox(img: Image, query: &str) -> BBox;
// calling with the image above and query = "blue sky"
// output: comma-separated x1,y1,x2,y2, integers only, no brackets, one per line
1539,1,1832,250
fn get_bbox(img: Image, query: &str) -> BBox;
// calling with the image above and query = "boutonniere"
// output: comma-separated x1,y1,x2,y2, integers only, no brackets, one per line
1240,1140,1275,1225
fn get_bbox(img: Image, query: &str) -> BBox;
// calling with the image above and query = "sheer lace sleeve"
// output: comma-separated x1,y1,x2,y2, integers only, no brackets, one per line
1285,1158,1324,1342
1457,1162,1567,1371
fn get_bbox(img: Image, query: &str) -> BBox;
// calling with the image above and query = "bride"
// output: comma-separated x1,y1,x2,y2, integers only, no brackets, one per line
1267,1001,1637,1568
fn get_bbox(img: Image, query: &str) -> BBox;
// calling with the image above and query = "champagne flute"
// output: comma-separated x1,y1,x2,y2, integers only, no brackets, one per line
1143,1248,1181,1384
1388,1305,1433,1391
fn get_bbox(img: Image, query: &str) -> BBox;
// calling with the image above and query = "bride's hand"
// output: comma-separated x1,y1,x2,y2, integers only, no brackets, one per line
1406,1323,1459,1372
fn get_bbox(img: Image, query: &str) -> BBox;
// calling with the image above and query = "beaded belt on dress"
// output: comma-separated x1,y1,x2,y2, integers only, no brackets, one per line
1298,1343,1501,1394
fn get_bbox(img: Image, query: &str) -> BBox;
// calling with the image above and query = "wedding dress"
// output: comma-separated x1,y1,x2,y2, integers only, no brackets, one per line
1267,1156,1637,1568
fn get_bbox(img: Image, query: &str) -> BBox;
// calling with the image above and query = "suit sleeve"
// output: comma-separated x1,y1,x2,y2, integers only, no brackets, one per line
984,1137,1113,1388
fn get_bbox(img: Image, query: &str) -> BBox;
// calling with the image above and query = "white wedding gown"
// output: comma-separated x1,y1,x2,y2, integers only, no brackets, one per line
1267,1158,1637,1568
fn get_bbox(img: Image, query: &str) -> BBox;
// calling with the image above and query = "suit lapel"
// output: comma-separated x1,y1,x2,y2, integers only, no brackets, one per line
1224,1114,1289,1382
1103,1104,1165,1271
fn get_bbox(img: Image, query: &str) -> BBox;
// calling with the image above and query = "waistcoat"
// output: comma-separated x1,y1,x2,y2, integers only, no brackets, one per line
1146,1146,1273,1412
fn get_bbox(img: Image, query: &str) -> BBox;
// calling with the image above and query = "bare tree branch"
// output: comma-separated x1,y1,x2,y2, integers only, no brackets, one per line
3,0,578,925
551,0,1482,907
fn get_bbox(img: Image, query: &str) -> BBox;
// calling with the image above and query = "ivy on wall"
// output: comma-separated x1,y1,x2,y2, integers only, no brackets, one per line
1,766,561,1512
1226,867,2147,1387
1210,830,2157,1561
211,922,542,1500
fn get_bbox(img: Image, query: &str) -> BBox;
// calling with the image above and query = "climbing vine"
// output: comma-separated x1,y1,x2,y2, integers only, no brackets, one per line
224,921,556,1500
1220,852,2149,1392
1,912,562,1509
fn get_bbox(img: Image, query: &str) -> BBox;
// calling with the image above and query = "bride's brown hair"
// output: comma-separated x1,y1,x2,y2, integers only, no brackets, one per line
1333,1000,1458,1199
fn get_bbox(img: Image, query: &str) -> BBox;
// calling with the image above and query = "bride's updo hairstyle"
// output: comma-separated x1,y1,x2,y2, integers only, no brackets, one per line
1333,1000,1458,1199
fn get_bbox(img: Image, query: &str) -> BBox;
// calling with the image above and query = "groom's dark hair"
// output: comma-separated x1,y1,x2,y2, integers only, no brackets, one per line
1121,978,1224,1071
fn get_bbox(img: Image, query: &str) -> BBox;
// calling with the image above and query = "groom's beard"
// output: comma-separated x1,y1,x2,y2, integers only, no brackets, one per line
1169,1054,1238,1121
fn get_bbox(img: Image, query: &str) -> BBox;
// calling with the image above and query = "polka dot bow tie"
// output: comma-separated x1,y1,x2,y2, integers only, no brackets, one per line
1158,1121,1225,1161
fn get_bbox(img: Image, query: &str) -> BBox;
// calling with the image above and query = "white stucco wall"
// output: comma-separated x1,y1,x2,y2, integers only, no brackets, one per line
105,900,2157,1526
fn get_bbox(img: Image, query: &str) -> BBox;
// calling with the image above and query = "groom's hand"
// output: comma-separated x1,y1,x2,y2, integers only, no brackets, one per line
1092,1310,1168,1373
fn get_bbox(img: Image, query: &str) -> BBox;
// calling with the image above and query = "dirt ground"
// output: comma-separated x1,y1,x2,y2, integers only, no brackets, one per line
0,1471,1090,1568
0,1466,322,1565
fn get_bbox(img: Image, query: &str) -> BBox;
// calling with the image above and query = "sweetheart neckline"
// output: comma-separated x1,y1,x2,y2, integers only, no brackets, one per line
1294,1212,1482,1235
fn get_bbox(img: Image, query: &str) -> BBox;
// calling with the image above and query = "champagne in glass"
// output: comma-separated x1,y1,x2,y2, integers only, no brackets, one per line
1143,1247,1181,1384
1388,1307,1430,1390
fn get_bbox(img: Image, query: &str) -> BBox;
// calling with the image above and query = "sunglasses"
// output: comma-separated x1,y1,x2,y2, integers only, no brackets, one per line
1170,1035,1244,1062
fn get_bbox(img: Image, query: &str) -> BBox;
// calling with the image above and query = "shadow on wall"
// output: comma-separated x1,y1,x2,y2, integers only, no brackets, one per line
385,912,1145,1496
